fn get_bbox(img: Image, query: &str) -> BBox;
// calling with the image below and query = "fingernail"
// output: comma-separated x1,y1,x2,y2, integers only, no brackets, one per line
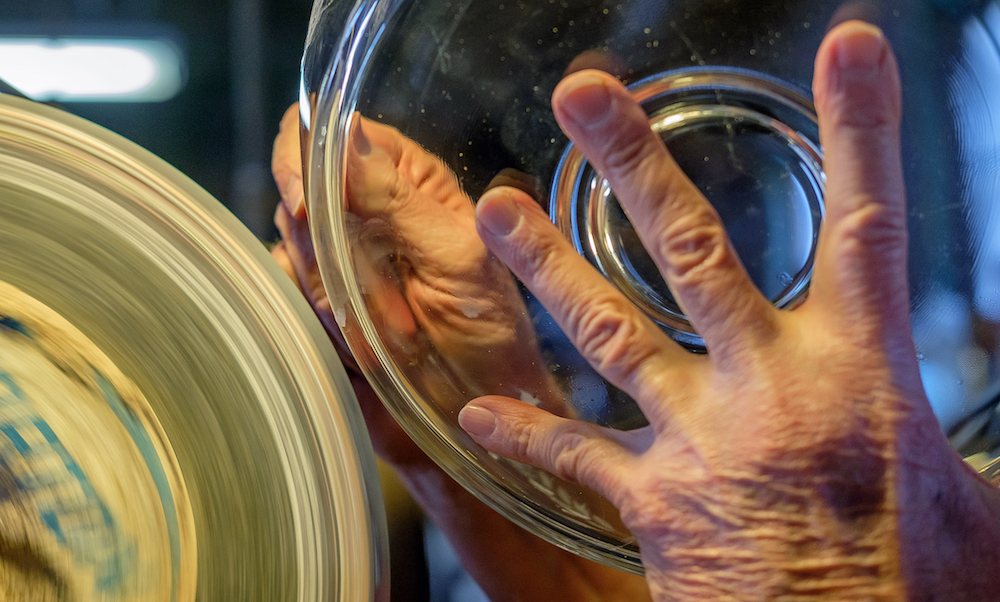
282,176,305,216
290,190,305,217
476,191,523,237
352,121,371,156
459,405,496,437
835,23,885,74
557,73,615,129
486,168,542,204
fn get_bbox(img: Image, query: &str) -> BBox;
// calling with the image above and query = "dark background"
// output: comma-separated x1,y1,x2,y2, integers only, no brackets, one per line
0,0,316,240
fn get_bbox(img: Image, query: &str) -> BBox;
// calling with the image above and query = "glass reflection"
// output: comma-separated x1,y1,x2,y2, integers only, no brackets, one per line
936,3,1000,461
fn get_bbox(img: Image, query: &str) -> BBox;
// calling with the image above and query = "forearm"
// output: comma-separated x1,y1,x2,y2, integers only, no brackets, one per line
392,461,651,602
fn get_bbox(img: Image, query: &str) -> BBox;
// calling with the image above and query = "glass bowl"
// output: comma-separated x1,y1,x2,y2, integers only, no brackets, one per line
302,0,1000,572
0,94,388,600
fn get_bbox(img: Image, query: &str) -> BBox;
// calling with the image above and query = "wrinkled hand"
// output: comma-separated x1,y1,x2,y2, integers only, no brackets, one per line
272,105,562,465
272,95,651,602
341,116,543,381
272,106,424,466
459,21,1000,599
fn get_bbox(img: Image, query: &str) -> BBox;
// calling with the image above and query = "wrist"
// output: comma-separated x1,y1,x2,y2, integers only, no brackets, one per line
635,472,907,601
895,417,1000,600
388,458,473,518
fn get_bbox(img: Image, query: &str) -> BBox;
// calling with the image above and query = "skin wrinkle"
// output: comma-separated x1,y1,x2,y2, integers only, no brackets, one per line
573,297,660,383
649,214,781,357
368,119,455,203
601,131,663,186
494,412,626,496
409,284,509,345
621,413,900,597
406,152,446,193
827,206,908,278
385,160,411,214
514,221,566,281
820,138,904,212
550,429,609,485
655,213,730,281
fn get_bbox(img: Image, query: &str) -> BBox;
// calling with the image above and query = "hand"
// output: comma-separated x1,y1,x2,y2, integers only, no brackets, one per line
280,104,565,411
460,21,1000,600
272,105,425,467
272,105,651,602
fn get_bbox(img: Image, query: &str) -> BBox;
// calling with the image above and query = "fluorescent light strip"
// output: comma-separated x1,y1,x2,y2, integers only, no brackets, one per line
0,37,184,102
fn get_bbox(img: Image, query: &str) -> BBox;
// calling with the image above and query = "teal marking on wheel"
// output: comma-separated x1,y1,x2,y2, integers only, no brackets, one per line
0,368,128,594
95,370,182,601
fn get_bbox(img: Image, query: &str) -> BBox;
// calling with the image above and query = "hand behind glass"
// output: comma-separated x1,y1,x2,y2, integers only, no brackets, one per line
271,106,565,462
342,117,548,386
272,105,651,602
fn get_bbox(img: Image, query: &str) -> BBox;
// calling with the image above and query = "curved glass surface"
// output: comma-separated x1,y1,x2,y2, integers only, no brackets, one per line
0,95,388,600
303,0,1000,572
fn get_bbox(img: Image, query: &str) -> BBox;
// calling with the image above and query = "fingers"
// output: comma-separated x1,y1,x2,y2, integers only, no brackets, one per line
273,202,342,340
458,396,640,502
810,22,910,341
348,117,476,215
346,117,481,257
270,241,299,290
550,70,779,356
272,104,306,218
274,203,322,304
476,185,696,426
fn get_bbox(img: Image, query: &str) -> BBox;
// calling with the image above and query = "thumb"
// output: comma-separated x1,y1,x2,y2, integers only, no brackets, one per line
458,397,633,501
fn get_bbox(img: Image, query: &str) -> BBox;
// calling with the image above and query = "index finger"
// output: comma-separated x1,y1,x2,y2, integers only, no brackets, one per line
551,71,779,361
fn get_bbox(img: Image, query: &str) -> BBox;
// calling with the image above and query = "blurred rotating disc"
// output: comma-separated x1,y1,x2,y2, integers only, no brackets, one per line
0,278,195,600
0,94,388,600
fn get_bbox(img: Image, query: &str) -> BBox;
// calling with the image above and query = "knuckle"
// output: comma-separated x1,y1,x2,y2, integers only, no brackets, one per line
348,150,409,217
547,426,618,489
834,101,898,131
517,234,564,282
512,421,537,461
655,213,731,283
837,201,908,258
384,166,410,208
549,430,594,481
600,135,658,179
495,411,541,462
406,153,440,192
569,296,657,378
